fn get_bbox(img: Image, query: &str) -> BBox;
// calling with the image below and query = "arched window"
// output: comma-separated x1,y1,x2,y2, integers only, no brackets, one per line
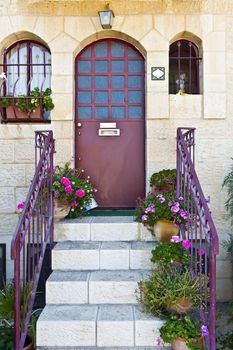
0,40,52,122
169,40,201,95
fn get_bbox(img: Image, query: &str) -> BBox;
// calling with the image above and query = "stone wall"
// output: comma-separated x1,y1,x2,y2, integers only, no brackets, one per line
0,0,232,300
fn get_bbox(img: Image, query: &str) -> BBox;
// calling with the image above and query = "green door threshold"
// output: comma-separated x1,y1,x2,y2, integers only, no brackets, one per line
83,208,136,217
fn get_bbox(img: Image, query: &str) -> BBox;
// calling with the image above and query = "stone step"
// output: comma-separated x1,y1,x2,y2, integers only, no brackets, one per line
46,270,150,305
36,304,165,348
52,241,155,271
37,347,168,349
54,217,154,242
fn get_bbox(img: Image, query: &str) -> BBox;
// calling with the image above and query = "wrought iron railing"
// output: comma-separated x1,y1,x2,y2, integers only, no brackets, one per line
176,127,219,350
11,130,54,350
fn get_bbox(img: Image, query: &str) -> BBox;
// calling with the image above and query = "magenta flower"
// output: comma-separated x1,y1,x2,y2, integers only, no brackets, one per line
64,185,73,194
170,235,180,243
182,240,191,250
171,205,180,213
60,177,70,186
197,249,205,255
142,215,148,221
145,207,155,214
17,201,25,210
75,189,85,198
71,201,77,207
201,325,209,337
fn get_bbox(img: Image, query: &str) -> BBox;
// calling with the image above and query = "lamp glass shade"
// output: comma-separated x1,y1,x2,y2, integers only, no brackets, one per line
98,10,114,29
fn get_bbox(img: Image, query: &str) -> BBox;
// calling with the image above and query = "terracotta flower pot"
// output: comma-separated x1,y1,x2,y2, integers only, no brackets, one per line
153,220,179,242
171,338,189,350
6,106,42,121
54,198,70,221
167,297,193,314
23,336,34,350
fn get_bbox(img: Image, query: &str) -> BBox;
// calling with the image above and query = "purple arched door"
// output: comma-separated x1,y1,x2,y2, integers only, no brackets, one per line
75,39,145,208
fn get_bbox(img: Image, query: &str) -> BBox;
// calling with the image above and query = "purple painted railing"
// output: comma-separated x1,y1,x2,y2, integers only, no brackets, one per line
176,127,219,350
11,130,54,350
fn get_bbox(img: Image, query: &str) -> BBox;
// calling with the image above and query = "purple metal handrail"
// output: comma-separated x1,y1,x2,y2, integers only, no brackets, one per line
176,127,219,350
11,130,54,350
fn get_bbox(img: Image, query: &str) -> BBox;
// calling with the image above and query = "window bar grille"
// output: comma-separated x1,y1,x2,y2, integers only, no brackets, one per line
189,41,192,93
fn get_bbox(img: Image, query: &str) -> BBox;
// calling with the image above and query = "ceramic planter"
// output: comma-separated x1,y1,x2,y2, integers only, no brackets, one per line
167,297,193,314
153,220,179,242
54,198,70,221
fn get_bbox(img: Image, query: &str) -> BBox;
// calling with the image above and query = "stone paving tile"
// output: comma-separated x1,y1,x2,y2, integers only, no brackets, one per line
97,305,134,321
89,270,140,281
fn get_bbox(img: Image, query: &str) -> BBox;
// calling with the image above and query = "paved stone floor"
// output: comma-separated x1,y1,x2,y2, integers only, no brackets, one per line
216,303,233,349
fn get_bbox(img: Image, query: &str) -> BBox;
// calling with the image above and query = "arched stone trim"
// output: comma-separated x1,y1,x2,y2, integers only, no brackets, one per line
0,31,50,56
170,31,202,49
74,30,147,59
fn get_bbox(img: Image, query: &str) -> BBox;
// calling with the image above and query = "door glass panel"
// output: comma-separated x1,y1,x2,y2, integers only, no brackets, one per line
78,76,91,88
128,76,142,88
111,42,124,57
128,91,143,103
78,61,91,73
95,91,108,103
128,106,143,119
112,106,125,119
128,60,143,72
95,61,108,73
95,42,108,57
111,76,124,88
112,60,124,73
95,76,108,88
80,47,91,57
95,106,108,119
78,106,92,119
128,47,138,57
78,91,92,103
112,91,124,103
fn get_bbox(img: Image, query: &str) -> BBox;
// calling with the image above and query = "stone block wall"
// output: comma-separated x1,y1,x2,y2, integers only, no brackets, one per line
0,0,232,299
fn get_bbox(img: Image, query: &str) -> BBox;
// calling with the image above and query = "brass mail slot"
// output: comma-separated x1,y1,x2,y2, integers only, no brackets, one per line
98,128,120,136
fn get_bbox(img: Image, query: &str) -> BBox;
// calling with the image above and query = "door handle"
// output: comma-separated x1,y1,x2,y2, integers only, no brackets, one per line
77,122,82,128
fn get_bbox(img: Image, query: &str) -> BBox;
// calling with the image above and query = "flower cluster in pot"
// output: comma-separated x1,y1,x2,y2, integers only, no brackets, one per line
136,191,188,232
52,163,97,217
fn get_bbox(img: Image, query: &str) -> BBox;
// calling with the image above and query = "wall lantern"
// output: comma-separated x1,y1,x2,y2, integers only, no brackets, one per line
98,4,115,29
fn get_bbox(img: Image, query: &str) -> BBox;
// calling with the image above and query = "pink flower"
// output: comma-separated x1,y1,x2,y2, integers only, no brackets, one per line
17,201,25,210
60,177,70,186
71,201,77,207
145,207,155,214
180,209,188,220
170,235,180,243
182,240,191,250
142,215,148,221
171,205,180,213
75,189,85,198
197,249,205,255
64,185,73,194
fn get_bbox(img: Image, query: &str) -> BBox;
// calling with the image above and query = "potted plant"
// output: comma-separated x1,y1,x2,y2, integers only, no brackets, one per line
159,315,207,350
150,169,177,193
0,281,40,350
52,163,97,220
151,239,191,268
0,87,54,121
137,267,203,317
136,192,188,242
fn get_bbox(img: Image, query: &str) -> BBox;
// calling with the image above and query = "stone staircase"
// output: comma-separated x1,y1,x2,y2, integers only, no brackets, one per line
37,217,167,349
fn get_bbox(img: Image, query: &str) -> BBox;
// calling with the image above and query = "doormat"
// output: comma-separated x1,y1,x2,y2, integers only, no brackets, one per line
83,209,136,217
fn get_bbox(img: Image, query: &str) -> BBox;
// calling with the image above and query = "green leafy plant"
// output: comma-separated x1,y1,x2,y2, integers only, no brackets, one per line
151,241,190,267
0,87,54,114
223,162,233,222
52,162,97,217
137,267,202,317
0,326,14,350
0,281,41,348
150,169,176,192
159,315,204,350
135,191,188,230
222,234,233,258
